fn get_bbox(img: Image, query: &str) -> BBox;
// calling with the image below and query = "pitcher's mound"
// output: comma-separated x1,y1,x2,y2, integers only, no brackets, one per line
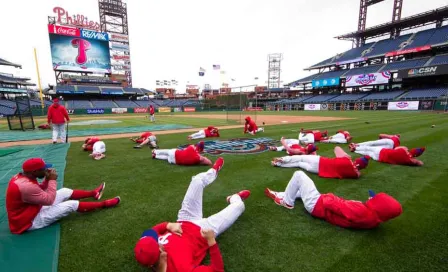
70,120,122,126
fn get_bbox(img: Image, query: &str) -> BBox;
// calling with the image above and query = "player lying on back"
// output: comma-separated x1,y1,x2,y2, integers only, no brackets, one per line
264,171,402,229
352,134,401,150
244,116,264,135
188,126,220,140
134,158,251,271
131,132,158,149
6,158,120,234
350,144,425,166
298,129,328,144
271,146,370,179
269,137,318,155
319,130,352,144
152,141,213,166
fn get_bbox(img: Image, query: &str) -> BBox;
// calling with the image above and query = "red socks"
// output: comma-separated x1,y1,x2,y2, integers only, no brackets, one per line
77,201,105,212
70,189,95,200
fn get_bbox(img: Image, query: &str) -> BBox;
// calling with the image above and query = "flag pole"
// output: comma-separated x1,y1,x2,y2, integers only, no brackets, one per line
33,48,45,114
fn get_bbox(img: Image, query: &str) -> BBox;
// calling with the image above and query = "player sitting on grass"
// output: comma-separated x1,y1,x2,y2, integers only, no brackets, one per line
265,171,402,229
319,130,352,144
350,144,425,166
152,141,213,166
298,128,328,144
6,158,120,234
188,126,220,140
134,158,251,271
244,116,264,135
272,146,370,179
269,137,318,155
351,133,401,150
131,131,158,149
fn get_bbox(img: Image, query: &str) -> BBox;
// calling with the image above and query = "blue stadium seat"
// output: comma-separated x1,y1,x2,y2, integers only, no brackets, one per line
401,88,447,100
114,100,140,108
303,94,339,103
312,70,347,80
364,34,412,57
425,25,448,45
381,58,430,71
328,93,369,102
342,65,382,76
77,86,100,92
427,54,448,66
91,100,117,108
360,90,404,101
403,28,436,49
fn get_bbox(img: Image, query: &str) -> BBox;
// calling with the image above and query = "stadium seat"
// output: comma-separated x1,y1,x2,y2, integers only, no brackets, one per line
427,54,448,66
400,88,447,100
381,58,430,71
359,90,404,101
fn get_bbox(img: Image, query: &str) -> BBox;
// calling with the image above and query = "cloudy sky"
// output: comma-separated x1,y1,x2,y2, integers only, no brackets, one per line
0,0,446,92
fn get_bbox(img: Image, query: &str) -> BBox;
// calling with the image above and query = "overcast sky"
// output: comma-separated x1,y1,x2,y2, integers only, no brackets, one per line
0,0,446,92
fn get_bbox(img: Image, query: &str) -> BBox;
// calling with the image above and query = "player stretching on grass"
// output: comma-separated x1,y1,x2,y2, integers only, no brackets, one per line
351,144,425,166
188,126,220,140
264,171,402,229
244,116,264,135
319,130,352,144
269,137,318,155
298,129,328,144
82,137,107,160
131,132,159,149
152,141,213,166
272,146,370,179
6,158,120,234
134,158,250,270
351,134,401,150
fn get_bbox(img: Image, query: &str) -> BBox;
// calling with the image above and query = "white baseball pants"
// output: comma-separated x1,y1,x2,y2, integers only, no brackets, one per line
299,133,315,144
28,188,79,231
274,155,320,174
275,171,321,213
274,139,300,151
177,169,245,237
154,149,177,164
189,130,206,139
320,133,347,144
357,139,394,149
150,114,155,122
52,124,66,143
92,141,106,155
354,146,381,161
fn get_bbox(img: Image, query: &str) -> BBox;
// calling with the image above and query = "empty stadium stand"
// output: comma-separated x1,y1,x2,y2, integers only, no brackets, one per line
359,90,405,101
327,93,369,102
400,87,447,100
303,94,340,103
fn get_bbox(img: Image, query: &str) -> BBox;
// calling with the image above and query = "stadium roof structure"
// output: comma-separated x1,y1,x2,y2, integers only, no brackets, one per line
0,57,22,68
0,74,35,86
335,6,448,41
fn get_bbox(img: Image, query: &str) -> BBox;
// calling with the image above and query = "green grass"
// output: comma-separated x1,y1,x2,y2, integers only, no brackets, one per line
59,111,448,272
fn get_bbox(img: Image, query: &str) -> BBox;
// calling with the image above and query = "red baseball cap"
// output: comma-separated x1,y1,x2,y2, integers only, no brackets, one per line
22,158,53,172
53,98,59,103
134,230,160,266
354,155,370,170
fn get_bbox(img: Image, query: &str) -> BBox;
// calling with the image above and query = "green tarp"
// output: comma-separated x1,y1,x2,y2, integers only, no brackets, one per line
0,144,70,272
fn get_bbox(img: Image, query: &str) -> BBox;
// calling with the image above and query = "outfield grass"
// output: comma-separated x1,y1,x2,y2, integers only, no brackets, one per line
59,111,447,272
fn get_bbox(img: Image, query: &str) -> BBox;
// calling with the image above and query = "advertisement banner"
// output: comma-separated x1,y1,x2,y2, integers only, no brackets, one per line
304,104,321,111
133,107,148,113
112,55,131,61
245,107,263,111
174,107,182,112
111,42,130,51
158,107,171,113
312,77,339,88
419,100,434,110
49,33,111,73
112,108,128,114
87,108,105,114
183,107,196,112
397,64,448,78
48,24,80,37
67,109,75,114
385,45,431,57
345,71,391,87
112,65,131,71
80,29,109,41
387,101,420,111
109,33,129,42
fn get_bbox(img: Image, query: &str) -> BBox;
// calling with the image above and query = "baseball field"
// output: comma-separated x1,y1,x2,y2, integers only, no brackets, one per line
1,110,447,271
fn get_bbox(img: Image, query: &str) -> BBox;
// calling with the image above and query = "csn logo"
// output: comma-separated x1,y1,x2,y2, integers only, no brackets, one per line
81,29,109,41
179,138,276,155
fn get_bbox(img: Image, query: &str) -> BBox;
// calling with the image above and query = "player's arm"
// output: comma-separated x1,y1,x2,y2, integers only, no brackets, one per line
334,146,351,159
191,229,224,272
200,156,213,166
19,179,57,206
47,107,52,124
243,123,248,133
410,158,424,166
63,107,70,122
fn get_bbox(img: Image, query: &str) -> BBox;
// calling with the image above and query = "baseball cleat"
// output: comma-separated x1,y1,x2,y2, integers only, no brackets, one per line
264,188,280,200
274,197,294,209
94,182,106,200
227,190,251,203
213,157,224,172
104,196,121,208
133,145,142,149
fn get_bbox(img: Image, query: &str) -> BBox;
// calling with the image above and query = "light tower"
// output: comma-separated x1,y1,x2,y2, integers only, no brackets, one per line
267,53,283,89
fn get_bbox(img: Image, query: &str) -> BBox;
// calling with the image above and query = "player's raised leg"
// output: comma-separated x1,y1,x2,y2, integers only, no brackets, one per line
320,133,347,144
299,133,315,144
152,149,172,160
352,146,381,160
271,155,320,173
188,130,206,140
356,139,394,149
177,158,224,222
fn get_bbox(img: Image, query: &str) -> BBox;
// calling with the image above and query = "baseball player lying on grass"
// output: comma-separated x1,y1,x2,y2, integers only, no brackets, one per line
152,141,213,166
264,171,402,229
272,146,370,179
353,133,401,150
131,132,159,149
188,126,220,140
350,144,425,166
298,129,328,144
82,137,106,160
319,130,352,144
6,158,120,234
134,158,250,271
244,116,264,135
269,137,318,155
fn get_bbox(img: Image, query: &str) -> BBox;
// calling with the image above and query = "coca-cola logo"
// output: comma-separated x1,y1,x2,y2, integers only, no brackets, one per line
48,24,80,37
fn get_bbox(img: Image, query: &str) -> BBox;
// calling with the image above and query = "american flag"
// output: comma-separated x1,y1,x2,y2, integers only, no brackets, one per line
213,64,220,70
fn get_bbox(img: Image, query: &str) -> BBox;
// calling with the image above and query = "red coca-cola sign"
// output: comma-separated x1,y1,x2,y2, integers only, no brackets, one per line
48,24,80,37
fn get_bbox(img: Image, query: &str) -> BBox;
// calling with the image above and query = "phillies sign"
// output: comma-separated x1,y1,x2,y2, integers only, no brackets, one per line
48,24,80,37
52,7,100,31
112,55,130,60
81,29,109,41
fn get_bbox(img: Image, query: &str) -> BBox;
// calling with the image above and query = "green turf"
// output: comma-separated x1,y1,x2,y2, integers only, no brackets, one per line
58,111,447,272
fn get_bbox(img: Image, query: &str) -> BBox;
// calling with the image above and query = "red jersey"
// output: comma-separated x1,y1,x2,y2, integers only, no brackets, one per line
318,157,359,179
379,148,414,165
141,132,153,139
84,137,100,151
313,131,323,141
287,144,305,155
47,103,70,124
337,130,350,139
153,222,224,272
6,174,57,234
244,120,258,133
311,193,402,229
175,146,201,165
204,127,219,138
391,136,400,148
150,107,155,115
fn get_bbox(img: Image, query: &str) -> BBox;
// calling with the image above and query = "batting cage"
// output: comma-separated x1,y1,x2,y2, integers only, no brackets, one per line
6,96,35,131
